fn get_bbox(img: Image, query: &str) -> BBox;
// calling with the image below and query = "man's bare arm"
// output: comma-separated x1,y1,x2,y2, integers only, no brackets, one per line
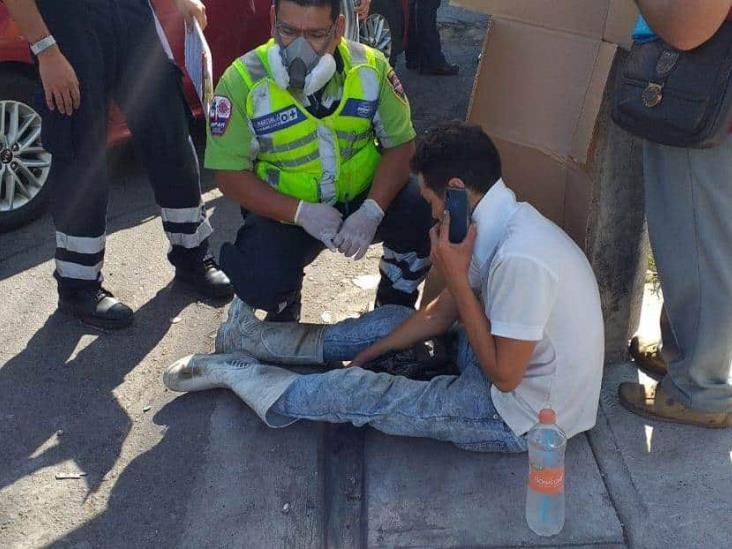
448,276,536,393
4,0,50,42
636,0,732,50
350,288,459,366
4,0,80,114
216,170,300,222
429,216,536,392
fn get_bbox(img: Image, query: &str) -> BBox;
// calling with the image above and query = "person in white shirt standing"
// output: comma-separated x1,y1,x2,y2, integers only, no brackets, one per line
163,121,605,453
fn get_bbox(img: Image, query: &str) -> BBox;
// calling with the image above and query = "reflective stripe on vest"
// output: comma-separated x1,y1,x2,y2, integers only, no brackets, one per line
235,39,382,204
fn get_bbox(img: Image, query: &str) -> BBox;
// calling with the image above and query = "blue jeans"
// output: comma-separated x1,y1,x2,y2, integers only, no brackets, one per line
644,134,732,412
271,305,528,453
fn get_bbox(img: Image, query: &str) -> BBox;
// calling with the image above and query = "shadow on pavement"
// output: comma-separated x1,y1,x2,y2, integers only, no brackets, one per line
49,393,218,548
0,282,199,496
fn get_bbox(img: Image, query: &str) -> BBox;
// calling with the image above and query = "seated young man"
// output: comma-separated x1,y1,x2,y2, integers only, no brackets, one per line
163,122,604,453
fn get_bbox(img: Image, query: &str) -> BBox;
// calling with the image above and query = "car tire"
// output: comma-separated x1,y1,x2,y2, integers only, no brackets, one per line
361,0,404,67
0,71,53,232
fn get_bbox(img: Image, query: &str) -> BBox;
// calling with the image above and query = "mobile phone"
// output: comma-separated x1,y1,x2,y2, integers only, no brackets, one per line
445,188,469,243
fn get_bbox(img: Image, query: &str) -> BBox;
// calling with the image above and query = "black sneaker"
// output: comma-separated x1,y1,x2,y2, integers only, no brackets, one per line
58,287,134,330
174,257,234,299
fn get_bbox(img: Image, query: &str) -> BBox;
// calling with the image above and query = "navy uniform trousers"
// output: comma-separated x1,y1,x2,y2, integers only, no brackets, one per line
405,0,448,70
37,0,211,293
220,178,433,313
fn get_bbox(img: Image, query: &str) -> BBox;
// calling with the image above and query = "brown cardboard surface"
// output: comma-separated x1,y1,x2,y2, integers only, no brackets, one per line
563,166,595,246
468,18,612,165
570,41,617,163
465,14,624,248
490,137,566,227
605,0,639,48
450,0,637,48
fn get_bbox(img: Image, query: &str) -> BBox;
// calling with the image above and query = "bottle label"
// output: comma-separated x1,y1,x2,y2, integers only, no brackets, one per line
528,466,565,495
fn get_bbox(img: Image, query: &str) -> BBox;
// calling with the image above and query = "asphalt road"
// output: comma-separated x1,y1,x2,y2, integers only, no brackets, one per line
0,7,490,548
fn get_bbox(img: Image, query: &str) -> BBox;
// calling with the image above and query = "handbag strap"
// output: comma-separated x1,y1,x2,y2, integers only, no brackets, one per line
642,47,681,108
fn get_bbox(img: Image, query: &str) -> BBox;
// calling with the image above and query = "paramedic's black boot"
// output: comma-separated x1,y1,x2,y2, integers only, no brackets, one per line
58,287,133,330
265,299,302,323
175,256,233,299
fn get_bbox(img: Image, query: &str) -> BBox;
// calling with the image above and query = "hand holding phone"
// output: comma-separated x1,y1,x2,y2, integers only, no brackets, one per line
445,187,469,243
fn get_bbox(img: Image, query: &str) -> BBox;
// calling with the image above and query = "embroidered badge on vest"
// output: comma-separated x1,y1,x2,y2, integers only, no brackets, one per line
387,69,406,102
251,106,307,135
342,99,378,119
209,96,232,136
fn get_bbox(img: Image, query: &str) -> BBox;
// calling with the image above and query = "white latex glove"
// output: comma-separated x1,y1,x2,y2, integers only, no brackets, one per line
333,199,384,260
294,201,343,251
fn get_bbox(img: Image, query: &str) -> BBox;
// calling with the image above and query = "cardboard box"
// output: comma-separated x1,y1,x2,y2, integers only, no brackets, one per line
451,1,638,246
451,0,637,48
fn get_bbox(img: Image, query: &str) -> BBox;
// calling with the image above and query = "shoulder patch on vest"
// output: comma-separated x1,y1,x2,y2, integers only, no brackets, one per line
387,69,406,102
209,96,232,136
251,106,306,135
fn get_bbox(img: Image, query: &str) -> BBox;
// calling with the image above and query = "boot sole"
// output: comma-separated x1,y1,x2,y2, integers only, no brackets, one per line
58,302,133,330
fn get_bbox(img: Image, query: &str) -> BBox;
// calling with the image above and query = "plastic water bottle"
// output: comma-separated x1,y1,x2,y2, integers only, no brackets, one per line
525,408,567,536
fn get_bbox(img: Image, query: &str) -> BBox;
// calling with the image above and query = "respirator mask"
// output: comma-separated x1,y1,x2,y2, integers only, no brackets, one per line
270,22,338,96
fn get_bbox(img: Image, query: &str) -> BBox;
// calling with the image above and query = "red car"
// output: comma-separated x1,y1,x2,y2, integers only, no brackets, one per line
0,0,409,230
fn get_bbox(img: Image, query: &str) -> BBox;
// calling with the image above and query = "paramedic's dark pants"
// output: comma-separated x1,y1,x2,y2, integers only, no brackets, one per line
219,178,433,312
37,0,209,293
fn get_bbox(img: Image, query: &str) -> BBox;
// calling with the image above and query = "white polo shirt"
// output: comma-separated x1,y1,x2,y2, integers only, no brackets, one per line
468,180,604,439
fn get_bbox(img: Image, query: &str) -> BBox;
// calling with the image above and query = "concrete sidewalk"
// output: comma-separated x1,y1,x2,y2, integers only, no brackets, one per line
168,287,731,548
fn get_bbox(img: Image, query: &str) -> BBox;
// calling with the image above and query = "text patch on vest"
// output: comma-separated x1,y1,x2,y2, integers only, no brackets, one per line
342,99,378,120
251,106,306,135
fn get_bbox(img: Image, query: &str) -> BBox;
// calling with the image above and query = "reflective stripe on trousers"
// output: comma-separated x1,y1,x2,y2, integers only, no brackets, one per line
55,231,106,282
379,247,431,294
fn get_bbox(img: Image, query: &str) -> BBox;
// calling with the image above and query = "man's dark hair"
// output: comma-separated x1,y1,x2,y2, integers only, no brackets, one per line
411,121,502,196
274,0,342,22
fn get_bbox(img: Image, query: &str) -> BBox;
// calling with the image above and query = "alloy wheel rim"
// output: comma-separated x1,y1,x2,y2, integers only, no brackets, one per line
0,100,51,213
360,13,393,59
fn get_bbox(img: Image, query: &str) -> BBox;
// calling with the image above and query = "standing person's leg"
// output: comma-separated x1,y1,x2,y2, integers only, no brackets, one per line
620,136,732,426
219,213,325,321
37,1,133,328
113,0,231,298
412,0,458,75
374,176,433,308
405,0,420,69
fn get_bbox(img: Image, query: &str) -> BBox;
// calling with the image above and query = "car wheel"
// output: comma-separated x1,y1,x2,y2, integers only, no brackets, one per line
360,0,403,66
0,72,52,232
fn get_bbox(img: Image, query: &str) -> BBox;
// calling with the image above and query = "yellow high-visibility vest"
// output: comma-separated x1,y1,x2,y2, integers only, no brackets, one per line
234,39,383,204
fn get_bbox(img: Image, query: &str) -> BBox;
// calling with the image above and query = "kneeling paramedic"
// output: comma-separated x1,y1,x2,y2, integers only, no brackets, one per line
205,0,432,321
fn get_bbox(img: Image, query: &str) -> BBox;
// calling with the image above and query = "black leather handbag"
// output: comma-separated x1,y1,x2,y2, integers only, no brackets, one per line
612,21,732,148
